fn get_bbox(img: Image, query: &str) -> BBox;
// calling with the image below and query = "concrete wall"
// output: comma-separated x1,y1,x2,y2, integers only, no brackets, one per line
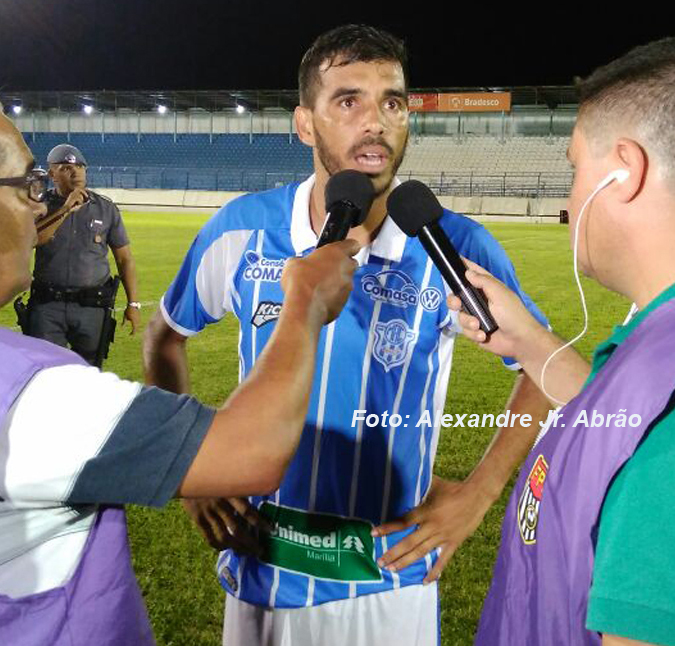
98,188,568,220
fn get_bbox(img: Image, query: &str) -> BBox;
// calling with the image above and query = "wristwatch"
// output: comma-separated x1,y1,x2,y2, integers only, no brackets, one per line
127,302,142,310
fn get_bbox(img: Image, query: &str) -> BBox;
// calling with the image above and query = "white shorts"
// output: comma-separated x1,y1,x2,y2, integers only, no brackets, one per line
222,583,439,646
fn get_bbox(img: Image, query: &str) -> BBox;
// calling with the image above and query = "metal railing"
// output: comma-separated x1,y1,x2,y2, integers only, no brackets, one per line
86,166,572,198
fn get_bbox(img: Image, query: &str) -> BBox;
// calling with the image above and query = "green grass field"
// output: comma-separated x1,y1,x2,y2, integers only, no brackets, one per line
0,212,630,645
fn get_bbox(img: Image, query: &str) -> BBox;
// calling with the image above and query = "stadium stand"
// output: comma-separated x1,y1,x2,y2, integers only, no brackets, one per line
23,132,571,196
9,87,576,197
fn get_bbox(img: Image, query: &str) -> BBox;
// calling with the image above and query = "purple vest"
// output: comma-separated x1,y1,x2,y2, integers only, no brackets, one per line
0,328,155,645
476,300,675,646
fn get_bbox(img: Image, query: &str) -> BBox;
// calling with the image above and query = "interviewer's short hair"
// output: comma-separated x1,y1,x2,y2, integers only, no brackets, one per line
577,38,675,186
298,24,408,108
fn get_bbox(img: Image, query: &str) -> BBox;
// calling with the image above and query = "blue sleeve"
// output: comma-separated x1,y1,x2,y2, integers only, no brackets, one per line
162,203,252,335
66,386,215,507
441,211,549,369
162,231,221,334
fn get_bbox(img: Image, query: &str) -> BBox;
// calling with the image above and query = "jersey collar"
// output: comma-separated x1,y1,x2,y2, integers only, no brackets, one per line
290,174,407,265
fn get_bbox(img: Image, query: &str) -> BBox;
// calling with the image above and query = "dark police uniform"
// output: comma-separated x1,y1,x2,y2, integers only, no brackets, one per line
28,189,130,365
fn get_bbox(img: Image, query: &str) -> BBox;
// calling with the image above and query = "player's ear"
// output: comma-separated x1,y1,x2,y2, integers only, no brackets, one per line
295,106,315,147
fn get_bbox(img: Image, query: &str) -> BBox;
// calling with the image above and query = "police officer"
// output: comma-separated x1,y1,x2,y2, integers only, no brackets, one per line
26,144,140,366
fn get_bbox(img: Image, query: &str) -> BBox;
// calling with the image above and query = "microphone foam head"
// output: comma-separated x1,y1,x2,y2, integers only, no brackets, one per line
325,170,375,226
386,180,443,237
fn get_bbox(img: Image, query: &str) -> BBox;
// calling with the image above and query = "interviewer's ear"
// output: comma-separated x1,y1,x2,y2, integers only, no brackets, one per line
294,106,315,147
613,138,646,202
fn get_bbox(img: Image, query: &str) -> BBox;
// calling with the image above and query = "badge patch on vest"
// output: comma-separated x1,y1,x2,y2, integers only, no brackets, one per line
518,454,548,545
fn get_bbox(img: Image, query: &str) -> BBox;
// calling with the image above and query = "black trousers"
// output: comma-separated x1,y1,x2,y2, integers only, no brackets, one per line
28,300,106,366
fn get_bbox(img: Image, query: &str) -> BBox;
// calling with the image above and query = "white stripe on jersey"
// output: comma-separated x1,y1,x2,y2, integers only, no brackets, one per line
305,321,337,607
305,576,315,608
308,321,337,512
348,262,390,518
195,229,254,320
415,338,439,507
269,564,280,607
379,257,434,589
348,263,390,598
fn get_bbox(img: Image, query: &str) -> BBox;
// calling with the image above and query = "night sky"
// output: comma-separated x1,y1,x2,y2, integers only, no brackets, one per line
0,0,670,92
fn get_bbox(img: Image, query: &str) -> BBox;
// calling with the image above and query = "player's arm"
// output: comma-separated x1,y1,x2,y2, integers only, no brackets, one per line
143,310,191,393
375,371,550,581
112,244,141,335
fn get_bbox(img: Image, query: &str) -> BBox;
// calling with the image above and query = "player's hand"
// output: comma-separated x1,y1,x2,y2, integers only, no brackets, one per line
281,239,361,324
448,259,543,359
182,497,271,554
373,476,493,583
123,304,141,335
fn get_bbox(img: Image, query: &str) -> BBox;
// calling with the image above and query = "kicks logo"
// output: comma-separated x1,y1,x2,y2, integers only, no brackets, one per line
252,301,282,328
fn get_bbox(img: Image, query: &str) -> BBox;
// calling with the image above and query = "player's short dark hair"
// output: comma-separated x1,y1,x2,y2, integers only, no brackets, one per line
298,24,408,108
576,37,675,181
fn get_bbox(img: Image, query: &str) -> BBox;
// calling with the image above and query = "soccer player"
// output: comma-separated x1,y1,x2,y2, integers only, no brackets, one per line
144,24,551,645
450,38,675,646
0,110,358,644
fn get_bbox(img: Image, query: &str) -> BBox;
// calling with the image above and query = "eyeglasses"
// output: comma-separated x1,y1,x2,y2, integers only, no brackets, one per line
0,168,49,202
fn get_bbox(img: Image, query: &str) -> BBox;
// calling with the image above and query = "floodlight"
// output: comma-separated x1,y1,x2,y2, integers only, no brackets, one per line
236,104,245,114
157,104,168,115
83,105,94,115
12,105,22,115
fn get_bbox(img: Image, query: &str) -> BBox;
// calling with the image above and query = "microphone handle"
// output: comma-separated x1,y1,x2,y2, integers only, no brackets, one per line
419,222,499,335
316,203,361,248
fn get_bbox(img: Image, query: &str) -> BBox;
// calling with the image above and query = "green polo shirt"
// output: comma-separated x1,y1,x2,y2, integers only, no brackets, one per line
586,283,675,644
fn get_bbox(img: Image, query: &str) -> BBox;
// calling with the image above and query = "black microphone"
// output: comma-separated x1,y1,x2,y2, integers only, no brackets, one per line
387,180,498,335
317,170,375,247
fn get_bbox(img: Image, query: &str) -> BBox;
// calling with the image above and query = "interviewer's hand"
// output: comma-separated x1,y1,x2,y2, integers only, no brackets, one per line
182,497,270,554
281,239,361,324
448,259,543,360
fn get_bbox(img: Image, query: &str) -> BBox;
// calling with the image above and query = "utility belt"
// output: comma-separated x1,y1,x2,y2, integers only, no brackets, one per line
30,277,117,308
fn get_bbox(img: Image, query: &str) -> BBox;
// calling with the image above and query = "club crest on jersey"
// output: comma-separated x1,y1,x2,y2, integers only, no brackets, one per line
252,301,282,328
243,251,286,283
361,269,442,312
518,454,549,545
373,318,417,372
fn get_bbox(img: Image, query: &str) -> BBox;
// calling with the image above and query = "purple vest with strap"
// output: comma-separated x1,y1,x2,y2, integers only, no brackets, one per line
476,300,675,646
0,328,155,645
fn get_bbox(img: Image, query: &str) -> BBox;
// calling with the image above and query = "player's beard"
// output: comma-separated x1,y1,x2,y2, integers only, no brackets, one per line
314,128,408,198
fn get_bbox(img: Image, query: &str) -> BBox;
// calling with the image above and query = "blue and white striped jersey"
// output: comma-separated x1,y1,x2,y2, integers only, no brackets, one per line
161,176,547,609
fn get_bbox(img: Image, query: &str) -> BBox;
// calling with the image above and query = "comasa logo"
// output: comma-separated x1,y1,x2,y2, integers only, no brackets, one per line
252,302,282,328
243,251,286,282
362,269,419,308
361,269,442,312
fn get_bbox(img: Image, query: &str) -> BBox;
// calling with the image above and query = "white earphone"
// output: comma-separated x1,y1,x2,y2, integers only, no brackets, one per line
595,168,630,191
539,167,630,406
